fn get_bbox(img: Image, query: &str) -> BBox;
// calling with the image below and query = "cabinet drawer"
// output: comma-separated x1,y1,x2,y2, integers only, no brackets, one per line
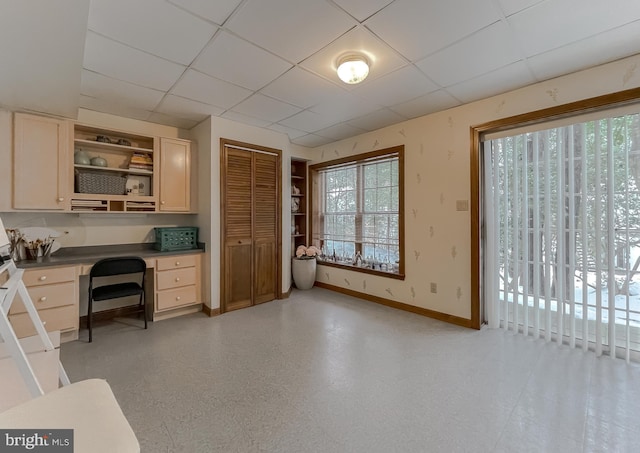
23,266,76,287
156,255,197,271
9,305,78,338
157,268,196,290
156,286,197,311
9,282,75,314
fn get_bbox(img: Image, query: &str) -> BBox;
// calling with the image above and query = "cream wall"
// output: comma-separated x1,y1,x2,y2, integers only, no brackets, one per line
193,116,309,310
311,53,640,321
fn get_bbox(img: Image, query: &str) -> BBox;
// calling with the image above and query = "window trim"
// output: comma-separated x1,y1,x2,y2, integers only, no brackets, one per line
470,87,640,330
309,145,405,280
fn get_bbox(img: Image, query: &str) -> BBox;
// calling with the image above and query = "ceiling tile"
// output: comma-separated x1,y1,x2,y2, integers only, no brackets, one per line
81,70,164,111
193,31,292,90
230,93,301,122
155,94,224,122
147,112,199,129
221,111,272,128
79,94,152,122
226,0,355,62
446,61,535,103
310,92,381,122
347,108,405,131
508,0,640,57
261,68,346,108
352,66,439,106
315,123,368,140
267,123,308,140
496,0,544,17
168,0,243,25
279,110,340,133
171,69,252,108
332,0,394,22
390,90,461,119
300,26,407,85
88,0,216,65
0,0,88,118
292,134,335,147
365,0,502,60
416,22,521,87
528,20,640,81
83,32,186,91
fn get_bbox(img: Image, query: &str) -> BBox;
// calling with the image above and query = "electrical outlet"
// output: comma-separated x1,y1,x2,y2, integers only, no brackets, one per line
456,200,469,211
430,282,437,293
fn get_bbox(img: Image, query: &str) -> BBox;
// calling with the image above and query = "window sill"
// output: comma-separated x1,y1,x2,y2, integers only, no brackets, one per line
317,259,405,280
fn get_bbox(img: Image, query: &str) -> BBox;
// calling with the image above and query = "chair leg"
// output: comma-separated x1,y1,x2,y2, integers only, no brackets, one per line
140,292,147,330
88,296,93,343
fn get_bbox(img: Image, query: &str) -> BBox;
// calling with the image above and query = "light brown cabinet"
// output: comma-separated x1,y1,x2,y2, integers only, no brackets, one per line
7,265,79,342
13,113,69,210
154,254,201,318
159,137,191,212
71,124,158,212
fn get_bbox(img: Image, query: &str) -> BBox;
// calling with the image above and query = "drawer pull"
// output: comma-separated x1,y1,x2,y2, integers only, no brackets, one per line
175,277,180,282
175,261,180,266
176,296,181,301
39,296,47,302
57,197,64,202
39,276,47,281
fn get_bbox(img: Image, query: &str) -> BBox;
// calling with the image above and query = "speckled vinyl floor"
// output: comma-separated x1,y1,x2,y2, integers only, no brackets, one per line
61,287,640,453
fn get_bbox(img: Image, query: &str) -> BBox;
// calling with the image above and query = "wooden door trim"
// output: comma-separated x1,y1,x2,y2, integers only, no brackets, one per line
220,138,282,313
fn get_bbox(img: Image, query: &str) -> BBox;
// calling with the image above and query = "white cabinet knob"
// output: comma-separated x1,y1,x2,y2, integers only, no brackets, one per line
39,296,47,302
161,201,165,205
175,277,180,282
175,261,180,266
57,197,64,202
39,276,47,281
176,296,181,301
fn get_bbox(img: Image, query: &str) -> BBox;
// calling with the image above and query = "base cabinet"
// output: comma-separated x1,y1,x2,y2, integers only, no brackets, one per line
7,265,79,342
153,254,201,320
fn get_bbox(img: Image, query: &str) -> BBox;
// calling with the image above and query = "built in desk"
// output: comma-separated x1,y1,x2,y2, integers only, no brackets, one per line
7,243,205,342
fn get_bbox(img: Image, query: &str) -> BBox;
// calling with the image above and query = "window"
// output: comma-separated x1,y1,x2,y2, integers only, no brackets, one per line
310,146,404,279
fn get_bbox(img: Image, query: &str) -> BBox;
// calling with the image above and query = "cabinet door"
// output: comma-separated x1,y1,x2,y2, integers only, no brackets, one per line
159,137,190,212
13,113,68,210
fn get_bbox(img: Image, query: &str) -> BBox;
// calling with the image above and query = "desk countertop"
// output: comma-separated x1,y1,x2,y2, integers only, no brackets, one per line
15,243,205,269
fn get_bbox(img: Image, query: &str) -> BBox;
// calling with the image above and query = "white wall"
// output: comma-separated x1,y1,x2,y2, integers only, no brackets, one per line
310,53,640,322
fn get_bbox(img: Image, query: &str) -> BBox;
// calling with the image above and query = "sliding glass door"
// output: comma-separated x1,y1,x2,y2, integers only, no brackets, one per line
483,108,640,361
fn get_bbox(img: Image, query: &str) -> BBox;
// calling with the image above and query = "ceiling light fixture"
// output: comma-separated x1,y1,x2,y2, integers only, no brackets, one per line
336,54,370,84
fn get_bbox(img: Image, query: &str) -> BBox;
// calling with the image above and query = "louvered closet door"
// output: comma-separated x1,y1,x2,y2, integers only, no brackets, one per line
222,143,280,312
224,149,253,311
254,152,278,304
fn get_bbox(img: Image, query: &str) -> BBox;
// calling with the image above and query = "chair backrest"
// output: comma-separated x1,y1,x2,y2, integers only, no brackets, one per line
90,257,146,279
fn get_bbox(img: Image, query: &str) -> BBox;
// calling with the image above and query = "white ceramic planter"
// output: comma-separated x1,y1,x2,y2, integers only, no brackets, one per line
292,258,317,290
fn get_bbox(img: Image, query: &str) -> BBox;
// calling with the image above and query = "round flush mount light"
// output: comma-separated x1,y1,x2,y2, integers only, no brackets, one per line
336,55,370,84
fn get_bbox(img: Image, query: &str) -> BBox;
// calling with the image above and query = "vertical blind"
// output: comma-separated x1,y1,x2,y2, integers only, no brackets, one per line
483,109,640,361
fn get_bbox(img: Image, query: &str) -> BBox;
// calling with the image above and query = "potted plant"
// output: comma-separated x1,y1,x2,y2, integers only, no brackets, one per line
292,245,320,290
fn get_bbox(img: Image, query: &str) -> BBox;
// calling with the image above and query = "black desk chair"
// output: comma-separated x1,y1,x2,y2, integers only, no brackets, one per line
88,256,147,343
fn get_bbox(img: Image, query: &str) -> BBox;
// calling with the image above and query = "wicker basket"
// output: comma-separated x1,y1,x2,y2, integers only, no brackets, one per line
75,171,127,195
154,227,198,251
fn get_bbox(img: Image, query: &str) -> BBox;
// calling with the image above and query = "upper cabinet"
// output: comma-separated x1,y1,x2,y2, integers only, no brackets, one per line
159,137,191,212
13,113,69,210
11,113,194,214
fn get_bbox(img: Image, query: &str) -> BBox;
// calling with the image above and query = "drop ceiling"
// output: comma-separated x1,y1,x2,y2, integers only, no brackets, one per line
2,0,640,147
